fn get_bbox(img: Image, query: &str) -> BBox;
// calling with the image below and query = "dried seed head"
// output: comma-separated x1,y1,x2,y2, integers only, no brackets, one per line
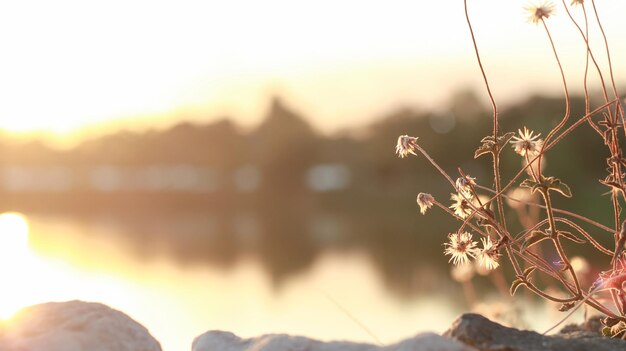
570,0,584,6
395,135,419,158
416,193,435,215
525,1,556,24
450,193,474,219
510,127,544,157
455,175,476,198
477,237,500,270
444,232,479,266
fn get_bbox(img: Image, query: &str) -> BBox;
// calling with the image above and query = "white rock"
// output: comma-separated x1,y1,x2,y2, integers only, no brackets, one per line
192,331,475,351
0,300,161,351
390,332,476,351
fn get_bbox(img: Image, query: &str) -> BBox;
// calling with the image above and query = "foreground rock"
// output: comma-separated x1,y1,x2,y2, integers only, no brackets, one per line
444,313,626,351
192,331,475,351
0,300,162,351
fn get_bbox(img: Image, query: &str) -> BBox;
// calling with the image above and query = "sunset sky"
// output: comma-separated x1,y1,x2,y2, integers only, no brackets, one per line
1,0,625,146
1,3,625,349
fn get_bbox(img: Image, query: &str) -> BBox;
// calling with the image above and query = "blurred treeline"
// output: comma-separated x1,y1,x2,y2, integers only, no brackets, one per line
0,91,620,296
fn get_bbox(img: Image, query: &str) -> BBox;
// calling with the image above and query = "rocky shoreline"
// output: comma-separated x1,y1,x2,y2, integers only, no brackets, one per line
2,301,625,351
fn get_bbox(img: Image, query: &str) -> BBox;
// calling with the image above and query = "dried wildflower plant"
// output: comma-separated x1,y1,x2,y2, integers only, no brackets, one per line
395,135,419,158
510,127,544,157
444,232,478,266
397,0,626,334
416,193,434,215
525,1,557,24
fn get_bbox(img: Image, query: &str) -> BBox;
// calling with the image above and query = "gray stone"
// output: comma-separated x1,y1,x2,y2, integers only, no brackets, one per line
0,300,162,351
444,313,626,351
388,332,477,351
192,331,475,351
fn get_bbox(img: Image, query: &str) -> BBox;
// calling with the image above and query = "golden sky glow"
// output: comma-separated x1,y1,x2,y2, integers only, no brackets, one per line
0,1,625,145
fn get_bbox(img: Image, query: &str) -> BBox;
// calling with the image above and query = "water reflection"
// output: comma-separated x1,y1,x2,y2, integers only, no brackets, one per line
0,212,31,319
17,204,453,297
0,213,29,262
0,210,587,351
0,211,465,351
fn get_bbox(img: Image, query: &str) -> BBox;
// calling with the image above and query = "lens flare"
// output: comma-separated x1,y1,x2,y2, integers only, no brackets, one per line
0,212,29,259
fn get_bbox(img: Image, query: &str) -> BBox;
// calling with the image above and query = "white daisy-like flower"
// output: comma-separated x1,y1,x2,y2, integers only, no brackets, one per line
450,193,474,219
395,135,419,158
477,237,501,270
444,232,479,266
525,1,556,24
510,127,544,157
456,175,476,198
416,193,435,215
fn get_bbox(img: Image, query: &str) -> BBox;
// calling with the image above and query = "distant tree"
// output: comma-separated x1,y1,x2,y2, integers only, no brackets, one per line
250,97,318,196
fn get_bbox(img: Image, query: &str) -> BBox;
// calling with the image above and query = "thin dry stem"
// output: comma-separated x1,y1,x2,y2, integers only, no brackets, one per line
400,1,626,326
463,0,507,230
538,19,570,174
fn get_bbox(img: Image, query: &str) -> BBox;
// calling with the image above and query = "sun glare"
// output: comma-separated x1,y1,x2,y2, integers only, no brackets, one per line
1,1,623,144
0,212,31,319
0,213,29,259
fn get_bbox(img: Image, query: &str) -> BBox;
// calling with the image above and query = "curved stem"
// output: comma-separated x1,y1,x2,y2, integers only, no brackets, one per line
415,144,455,189
463,0,506,229
545,99,618,150
463,0,498,136
525,153,539,182
433,201,489,238
509,246,618,316
493,152,507,229
555,217,613,256
481,100,616,214
590,0,625,136
538,19,571,175
590,3,625,284
540,189,582,296
525,281,578,303
476,183,613,233
514,218,549,242
560,0,606,136
506,246,523,276
512,247,618,317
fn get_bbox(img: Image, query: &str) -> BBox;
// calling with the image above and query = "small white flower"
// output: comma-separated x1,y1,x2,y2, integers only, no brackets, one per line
395,135,419,158
450,193,474,219
444,232,479,266
416,193,435,215
525,1,556,24
510,127,544,157
477,237,500,270
456,175,476,198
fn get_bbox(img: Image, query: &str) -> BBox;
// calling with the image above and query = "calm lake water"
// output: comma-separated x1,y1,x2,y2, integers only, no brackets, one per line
0,211,576,351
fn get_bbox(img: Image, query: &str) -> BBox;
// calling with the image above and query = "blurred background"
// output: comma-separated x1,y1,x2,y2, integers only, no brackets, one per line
0,1,626,350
